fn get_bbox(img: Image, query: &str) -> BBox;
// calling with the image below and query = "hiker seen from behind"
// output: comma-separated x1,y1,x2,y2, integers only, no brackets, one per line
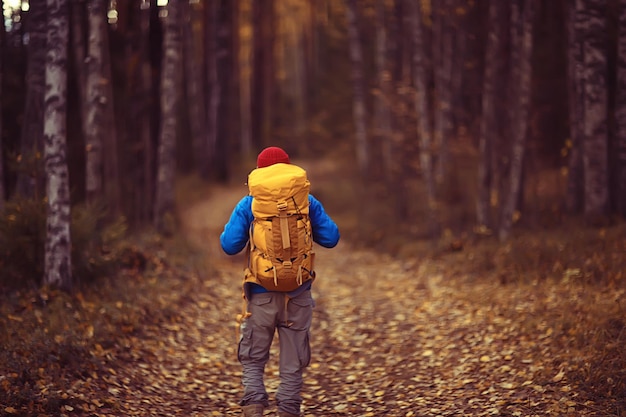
220,146,340,417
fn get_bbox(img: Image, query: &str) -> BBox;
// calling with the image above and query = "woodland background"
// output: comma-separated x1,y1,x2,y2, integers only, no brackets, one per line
0,0,626,416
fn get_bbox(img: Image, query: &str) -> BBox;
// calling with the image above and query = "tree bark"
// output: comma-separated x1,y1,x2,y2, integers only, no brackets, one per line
566,0,585,214
477,0,507,230
345,0,369,179
499,0,535,241
409,0,438,237
432,0,454,185
204,0,218,179
17,0,47,199
0,0,5,210
580,0,609,220
617,0,626,217
85,0,106,204
182,0,207,173
375,0,393,184
43,0,72,290
154,0,182,233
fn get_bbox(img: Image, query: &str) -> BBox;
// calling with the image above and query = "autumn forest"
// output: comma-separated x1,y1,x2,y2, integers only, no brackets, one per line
1,0,625,416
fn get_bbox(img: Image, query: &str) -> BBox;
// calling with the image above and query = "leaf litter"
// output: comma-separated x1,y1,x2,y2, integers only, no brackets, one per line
1,180,624,416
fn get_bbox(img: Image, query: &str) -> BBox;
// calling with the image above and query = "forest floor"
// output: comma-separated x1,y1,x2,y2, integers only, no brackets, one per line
1,159,625,416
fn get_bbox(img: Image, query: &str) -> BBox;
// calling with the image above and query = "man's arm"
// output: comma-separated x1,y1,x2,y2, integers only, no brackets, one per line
308,194,340,248
220,196,254,255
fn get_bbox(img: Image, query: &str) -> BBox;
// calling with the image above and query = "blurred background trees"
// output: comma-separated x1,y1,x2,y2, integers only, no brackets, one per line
1,0,625,290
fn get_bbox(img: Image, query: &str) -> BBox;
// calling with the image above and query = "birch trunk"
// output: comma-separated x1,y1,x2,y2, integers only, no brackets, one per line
43,0,72,290
477,0,506,230
345,0,369,179
499,0,534,241
154,1,182,232
566,0,585,213
617,0,626,217
409,0,438,236
85,0,106,204
17,0,47,198
580,0,609,219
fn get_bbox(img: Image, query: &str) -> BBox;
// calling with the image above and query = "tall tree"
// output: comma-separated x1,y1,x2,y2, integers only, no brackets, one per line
17,0,47,198
182,0,207,173
251,0,275,151
477,0,507,230
566,0,585,214
204,0,218,179
409,0,438,236
499,0,535,241
617,0,626,217
432,0,454,185
154,0,181,233
43,0,72,290
85,0,106,204
0,0,5,210
345,0,369,179
375,0,393,183
580,0,609,219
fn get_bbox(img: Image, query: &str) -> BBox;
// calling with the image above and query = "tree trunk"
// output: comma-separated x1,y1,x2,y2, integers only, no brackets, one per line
251,0,275,151
345,0,369,179
17,0,47,199
85,0,106,204
432,0,454,185
182,0,207,173
154,0,181,233
477,0,507,230
375,0,393,184
43,0,72,290
204,0,218,179
580,0,609,220
617,0,626,217
238,0,252,157
499,0,534,241
566,0,585,214
0,0,5,210
409,0,438,237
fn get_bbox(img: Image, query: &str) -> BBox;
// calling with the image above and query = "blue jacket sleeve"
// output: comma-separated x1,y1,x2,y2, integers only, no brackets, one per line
308,194,340,248
220,196,254,255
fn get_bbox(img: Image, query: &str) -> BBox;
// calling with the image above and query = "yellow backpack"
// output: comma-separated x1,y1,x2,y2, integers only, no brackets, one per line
244,163,315,292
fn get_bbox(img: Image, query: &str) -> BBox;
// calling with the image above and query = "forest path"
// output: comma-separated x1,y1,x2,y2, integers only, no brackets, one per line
165,159,592,416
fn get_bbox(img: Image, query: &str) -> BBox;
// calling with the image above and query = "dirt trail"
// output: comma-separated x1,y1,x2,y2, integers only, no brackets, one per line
167,161,597,417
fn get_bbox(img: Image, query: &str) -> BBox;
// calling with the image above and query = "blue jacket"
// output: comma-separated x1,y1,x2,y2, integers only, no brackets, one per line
220,194,340,294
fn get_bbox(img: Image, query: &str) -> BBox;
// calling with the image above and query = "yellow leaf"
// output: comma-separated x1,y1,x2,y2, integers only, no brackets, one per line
480,355,490,362
4,407,17,414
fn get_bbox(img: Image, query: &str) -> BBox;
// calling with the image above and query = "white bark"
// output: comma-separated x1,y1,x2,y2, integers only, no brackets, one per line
43,0,72,289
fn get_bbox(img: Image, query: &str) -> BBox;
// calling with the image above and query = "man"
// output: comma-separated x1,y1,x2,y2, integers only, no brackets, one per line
220,146,340,417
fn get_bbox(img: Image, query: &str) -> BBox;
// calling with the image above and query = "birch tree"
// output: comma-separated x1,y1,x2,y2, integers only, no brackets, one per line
17,0,47,198
409,0,438,236
617,0,626,217
85,0,106,204
43,0,72,290
154,0,181,233
580,0,609,219
345,0,369,179
499,0,535,241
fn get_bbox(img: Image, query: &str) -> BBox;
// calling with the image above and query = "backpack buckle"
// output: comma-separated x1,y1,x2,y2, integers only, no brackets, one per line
282,260,293,269
277,201,288,211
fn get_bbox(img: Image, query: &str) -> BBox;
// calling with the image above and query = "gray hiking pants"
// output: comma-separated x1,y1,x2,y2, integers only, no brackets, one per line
238,289,313,415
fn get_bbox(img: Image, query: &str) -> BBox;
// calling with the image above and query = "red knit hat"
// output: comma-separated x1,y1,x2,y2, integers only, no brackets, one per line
257,146,290,168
